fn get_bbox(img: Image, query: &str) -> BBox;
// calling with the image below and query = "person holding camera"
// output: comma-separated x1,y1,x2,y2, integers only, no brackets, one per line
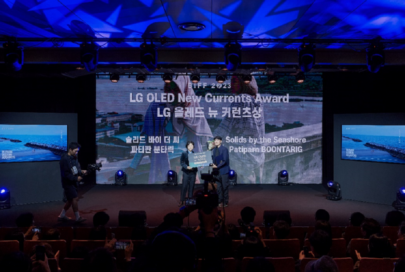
211,136,230,207
58,142,87,223
179,141,198,207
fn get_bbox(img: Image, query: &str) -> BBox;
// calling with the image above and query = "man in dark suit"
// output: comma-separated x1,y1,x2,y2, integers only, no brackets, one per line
179,141,198,206
211,136,230,207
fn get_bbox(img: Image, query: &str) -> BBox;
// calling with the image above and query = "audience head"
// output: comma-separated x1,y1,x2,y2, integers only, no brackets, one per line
273,220,290,239
241,206,256,224
305,255,338,272
93,211,110,227
15,212,34,228
82,248,116,272
43,228,60,240
350,212,365,227
246,257,275,272
151,230,196,272
315,209,330,222
163,212,183,228
309,230,332,257
368,233,394,258
385,210,405,226
361,218,381,238
315,220,332,238
0,252,31,272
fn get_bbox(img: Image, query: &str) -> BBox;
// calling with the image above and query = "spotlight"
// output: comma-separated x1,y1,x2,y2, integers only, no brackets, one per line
224,42,241,71
242,74,252,84
295,72,305,84
162,73,173,83
80,42,99,72
326,180,342,201
229,169,237,186
393,188,405,210
190,73,200,83
268,74,277,84
366,42,384,73
298,43,315,72
278,170,290,186
110,73,120,83
140,43,157,72
167,170,178,186
216,74,227,84
3,42,24,72
136,74,147,83
115,170,127,186
0,187,10,209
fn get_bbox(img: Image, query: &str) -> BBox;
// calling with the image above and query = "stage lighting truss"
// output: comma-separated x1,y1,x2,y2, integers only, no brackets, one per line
80,42,99,72
162,73,173,83
268,74,277,84
3,42,24,72
295,72,305,84
110,73,120,83
136,74,147,83
190,73,201,83
167,170,178,186
140,42,157,72
326,180,342,201
298,43,315,72
242,74,252,84
366,42,385,73
393,188,405,210
229,170,237,186
216,74,227,84
224,42,241,71
278,170,290,186
115,170,127,186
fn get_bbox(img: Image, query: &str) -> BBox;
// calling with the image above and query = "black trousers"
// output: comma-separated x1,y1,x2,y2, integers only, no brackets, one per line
217,174,229,204
181,171,197,201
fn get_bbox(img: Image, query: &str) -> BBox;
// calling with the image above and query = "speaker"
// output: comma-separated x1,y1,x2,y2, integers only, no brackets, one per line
263,210,291,227
118,210,147,227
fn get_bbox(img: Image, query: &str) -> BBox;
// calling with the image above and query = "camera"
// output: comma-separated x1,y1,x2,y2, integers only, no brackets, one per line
115,241,130,250
185,198,197,206
196,190,218,215
32,227,41,233
88,162,102,173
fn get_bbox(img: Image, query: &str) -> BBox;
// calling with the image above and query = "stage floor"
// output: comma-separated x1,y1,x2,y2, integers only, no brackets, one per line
0,184,394,228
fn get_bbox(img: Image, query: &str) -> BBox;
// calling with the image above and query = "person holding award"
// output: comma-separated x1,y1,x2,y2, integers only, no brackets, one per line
179,141,198,206
211,136,230,207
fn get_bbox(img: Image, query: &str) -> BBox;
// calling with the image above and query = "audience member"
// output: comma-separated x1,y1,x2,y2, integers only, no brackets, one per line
246,257,275,272
315,220,332,238
349,212,365,227
368,233,395,258
300,230,332,261
82,247,116,272
30,243,55,259
235,234,269,260
315,209,330,222
16,212,35,228
385,210,405,226
0,251,31,272
89,211,110,240
43,228,60,240
361,218,381,238
305,255,338,272
273,220,290,239
240,206,256,226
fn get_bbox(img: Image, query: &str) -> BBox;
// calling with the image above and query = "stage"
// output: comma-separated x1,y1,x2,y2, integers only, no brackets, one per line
0,184,394,228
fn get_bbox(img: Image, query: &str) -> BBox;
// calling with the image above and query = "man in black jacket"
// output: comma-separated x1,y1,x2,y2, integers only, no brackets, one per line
58,142,87,222
179,141,198,206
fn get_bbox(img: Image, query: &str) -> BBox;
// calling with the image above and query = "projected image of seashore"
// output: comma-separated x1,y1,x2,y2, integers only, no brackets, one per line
342,125,405,164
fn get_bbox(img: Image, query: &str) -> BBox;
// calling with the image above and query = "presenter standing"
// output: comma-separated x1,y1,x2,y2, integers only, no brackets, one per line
211,136,230,207
179,141,198,206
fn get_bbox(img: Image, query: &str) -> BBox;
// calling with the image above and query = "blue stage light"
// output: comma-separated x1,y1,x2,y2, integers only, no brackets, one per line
401,188,405,195
229,170,235,176
168,170,173,176
0,189,5,194
328,181,334,187
326,181,342,201
0,188,10,209
167,170,177,186
224,42,241,71
3,42,24,72
140,43,157,72
229,170,237,186
115,170,126,186
278,170,289,186
298,43,315,72
366,41,384,73
80,42,99,72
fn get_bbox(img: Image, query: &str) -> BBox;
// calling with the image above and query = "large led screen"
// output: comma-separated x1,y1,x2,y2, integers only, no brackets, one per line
96,74,323,184
0,125,67,163
342,125,405,164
